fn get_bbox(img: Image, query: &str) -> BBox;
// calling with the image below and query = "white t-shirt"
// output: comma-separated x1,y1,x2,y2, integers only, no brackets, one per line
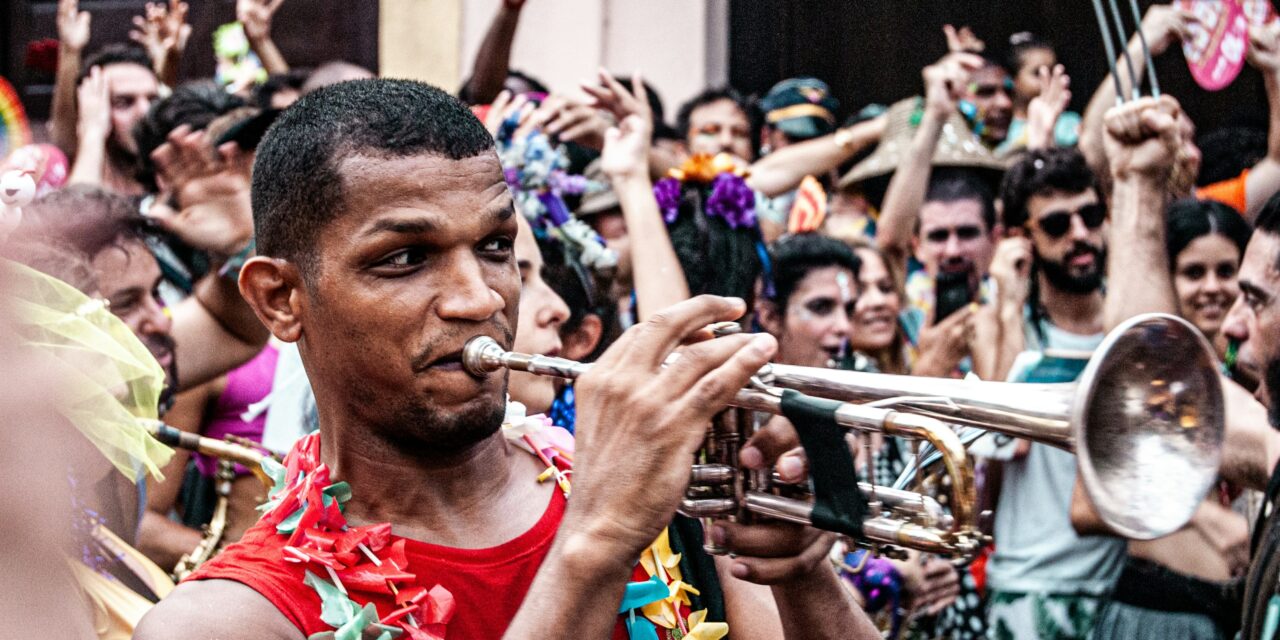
984,318,1125,595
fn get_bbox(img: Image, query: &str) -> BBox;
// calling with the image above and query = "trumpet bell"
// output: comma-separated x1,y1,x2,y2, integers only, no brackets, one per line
1073,313,1224,540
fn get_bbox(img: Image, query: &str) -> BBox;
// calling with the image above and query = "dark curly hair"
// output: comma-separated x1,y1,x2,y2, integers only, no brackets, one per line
998,147,1099,230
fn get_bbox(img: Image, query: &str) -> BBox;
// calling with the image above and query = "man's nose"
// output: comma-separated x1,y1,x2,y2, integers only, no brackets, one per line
1222,295,1250,342
437,258,505,322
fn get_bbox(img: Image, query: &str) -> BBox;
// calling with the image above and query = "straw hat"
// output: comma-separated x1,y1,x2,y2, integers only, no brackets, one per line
838,96,1008,207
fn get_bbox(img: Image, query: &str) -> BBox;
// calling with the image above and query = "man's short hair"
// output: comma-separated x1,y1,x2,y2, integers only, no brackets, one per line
998,148,1098,229
923,168,998,233
768,233,861,311
133,80,248,191
675,87,753,142
79,44,154,84
18,185,149,259
1256,191,1280,237
252,79,495,272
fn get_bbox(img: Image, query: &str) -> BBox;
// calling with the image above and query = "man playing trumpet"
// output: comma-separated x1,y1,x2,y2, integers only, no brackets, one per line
136,78,877,639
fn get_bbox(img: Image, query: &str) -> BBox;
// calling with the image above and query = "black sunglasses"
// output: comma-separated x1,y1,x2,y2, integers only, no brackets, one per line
1034,204,1107,239
924,225,984,244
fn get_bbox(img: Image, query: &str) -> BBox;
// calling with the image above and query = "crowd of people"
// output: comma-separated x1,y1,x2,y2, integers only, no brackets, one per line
8,0,1280,639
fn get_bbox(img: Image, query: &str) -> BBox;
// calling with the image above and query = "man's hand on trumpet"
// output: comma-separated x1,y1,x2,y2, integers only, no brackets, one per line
740,416,962,614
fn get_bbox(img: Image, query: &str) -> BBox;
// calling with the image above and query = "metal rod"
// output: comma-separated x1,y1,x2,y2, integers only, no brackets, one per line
1128,0,1160,97
1107,0,1142,100
1091,0,1127,104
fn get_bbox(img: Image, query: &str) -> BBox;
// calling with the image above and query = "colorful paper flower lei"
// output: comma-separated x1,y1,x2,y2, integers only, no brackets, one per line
258,434,456,640
264,402,726,640
496,118,616,273
653,153,756,230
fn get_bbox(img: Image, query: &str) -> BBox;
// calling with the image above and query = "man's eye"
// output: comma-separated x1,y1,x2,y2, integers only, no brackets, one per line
480,237,514,254
378,247,427,268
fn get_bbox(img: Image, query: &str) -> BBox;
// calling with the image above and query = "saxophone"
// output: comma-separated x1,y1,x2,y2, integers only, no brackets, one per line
144,422,277,580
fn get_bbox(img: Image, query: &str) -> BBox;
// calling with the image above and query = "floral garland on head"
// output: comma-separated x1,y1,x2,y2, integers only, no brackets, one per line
496,117,617,274
653,153,774,301
653,153,756,230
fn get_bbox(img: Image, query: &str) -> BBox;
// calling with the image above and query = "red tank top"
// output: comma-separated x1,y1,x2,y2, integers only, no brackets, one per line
188,488,642,639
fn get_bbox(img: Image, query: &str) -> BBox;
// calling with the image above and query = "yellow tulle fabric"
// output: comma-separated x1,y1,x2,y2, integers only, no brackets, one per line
3,259,172,479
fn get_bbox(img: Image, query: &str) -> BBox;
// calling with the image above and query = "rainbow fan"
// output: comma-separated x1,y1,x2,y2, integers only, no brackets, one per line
0,77,33,160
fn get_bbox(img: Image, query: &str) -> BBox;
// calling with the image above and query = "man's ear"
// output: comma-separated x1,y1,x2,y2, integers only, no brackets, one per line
562,314,604,361
238,256,305,343
756,299,784,337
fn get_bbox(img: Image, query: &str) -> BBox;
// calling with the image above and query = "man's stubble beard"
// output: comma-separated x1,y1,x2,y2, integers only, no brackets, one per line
353,371,511,456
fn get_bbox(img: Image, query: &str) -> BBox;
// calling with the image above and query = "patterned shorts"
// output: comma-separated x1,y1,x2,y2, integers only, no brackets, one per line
987,590,1105,640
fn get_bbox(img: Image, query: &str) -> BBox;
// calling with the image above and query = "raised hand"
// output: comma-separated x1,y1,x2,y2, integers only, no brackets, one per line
989,237,1033,309
1140,4,1197,57
583,70,654,179
148,125,254,258
1026,64,1071,150
56,0,91,53
76,66,111,143
1248,19,1280,75
1102,94,1188,185
922,53,983,120
129,1,191,71
944,24,986,53
236,0,286,43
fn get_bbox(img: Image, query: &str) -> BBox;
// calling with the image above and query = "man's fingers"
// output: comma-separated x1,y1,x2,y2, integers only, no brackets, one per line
724,531,836,585
713,520,822,558
621,295,751,369
740,415,800,471
678,333,776,423
661,331,773,404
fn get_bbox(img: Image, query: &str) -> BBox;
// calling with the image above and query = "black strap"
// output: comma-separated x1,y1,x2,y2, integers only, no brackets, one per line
1253,458,1280,555
779,389,867,537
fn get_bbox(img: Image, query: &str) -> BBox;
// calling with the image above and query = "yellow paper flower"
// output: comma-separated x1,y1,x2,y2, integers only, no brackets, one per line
668,153,749,183
685,609,730,640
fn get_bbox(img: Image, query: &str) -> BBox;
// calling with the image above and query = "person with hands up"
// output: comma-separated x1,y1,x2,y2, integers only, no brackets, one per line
50,0,160,196
236,0,290,75
583,70,691,318
129,1,192,89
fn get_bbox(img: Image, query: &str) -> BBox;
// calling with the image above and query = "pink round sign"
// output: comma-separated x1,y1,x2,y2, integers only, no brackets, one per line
1178,0,1277,91
1179,0,1249,91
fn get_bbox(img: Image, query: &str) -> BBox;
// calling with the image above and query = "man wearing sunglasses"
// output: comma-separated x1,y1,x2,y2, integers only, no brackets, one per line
981,146,1116,638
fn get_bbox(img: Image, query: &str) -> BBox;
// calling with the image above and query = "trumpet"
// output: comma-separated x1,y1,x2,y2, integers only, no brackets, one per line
144,421,277,579
462,313,1223,557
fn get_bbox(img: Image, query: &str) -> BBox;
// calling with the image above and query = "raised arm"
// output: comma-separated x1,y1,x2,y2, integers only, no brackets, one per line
1101,95,1186,330
875,52,981,274
149,127,269,390
463,0,526,104
585,71,691,320
129,1,192,88
237,0,289,75
1244,20,1280,220
50,0,90,158
67,66,110,186
1079,4,1195,188
745,114,885,198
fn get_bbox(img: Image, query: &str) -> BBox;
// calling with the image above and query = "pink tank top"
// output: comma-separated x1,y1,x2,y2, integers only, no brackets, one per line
194,344,279,477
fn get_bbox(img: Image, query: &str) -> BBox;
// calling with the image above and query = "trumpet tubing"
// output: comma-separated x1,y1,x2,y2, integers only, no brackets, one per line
463,312,1225,550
